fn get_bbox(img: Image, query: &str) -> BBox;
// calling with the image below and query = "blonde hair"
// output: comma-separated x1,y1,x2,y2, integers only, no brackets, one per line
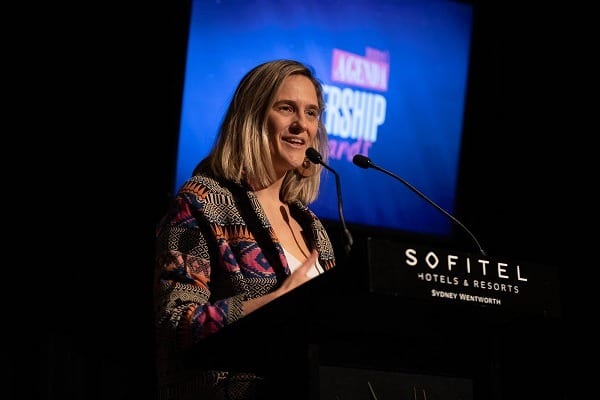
195,59,329,204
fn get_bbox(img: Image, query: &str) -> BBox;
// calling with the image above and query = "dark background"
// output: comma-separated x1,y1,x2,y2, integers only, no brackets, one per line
10,1,589,399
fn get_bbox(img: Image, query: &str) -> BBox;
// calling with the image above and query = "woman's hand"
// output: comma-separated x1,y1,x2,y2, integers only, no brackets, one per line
242,250,319,316
277,249,319,295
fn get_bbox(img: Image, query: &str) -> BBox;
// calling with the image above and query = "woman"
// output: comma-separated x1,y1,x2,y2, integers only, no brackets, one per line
155,59,336,399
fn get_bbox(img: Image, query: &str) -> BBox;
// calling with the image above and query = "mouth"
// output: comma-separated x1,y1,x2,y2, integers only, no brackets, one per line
282,136,306,147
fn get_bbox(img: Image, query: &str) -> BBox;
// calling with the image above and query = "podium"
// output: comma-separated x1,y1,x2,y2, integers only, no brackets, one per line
185,238,562,399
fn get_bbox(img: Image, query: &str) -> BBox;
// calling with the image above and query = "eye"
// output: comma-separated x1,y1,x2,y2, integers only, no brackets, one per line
274,102,319,121
305,109,319,118
277,104,294,113
305,108,320,121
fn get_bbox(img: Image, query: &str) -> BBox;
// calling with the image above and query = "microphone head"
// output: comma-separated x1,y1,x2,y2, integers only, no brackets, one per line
352,154,372,169
305,147,323,164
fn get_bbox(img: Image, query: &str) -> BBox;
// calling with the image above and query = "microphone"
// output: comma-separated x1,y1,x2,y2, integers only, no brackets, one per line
306,147,353,255
352,154,487,257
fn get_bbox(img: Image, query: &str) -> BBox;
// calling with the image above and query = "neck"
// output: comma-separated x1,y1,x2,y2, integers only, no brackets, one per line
254,175,285,201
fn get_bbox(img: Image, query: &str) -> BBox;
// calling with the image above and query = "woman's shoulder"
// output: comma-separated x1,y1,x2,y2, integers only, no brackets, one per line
177,174,250,209
179,174,233,197
176,174,250,224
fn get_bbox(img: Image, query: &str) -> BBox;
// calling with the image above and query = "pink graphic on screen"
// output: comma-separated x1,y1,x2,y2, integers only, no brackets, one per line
331,48,390,92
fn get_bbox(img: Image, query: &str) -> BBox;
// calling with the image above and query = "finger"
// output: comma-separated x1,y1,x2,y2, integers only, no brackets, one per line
297,250,319,277
302,250,318,267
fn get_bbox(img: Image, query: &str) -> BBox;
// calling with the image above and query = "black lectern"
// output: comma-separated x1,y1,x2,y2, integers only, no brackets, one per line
185,238,562,400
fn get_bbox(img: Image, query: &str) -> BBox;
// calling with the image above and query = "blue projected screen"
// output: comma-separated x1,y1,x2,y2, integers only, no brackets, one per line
174,0,474,238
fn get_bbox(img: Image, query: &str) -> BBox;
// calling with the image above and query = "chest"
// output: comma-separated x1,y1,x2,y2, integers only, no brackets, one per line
262,204,312,263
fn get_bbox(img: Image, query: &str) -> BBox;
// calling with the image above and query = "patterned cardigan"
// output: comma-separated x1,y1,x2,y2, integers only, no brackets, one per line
154,174,336,399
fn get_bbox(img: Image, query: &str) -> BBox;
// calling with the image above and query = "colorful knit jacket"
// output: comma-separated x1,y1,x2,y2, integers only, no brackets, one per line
154,174,336,399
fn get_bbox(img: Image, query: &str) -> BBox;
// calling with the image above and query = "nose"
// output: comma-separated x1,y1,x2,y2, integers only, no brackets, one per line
290,110,309,133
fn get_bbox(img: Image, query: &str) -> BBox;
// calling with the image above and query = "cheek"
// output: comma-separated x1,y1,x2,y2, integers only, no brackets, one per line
265,119,280,151
266,113,285,133
266,118,276,135
308,124,320,140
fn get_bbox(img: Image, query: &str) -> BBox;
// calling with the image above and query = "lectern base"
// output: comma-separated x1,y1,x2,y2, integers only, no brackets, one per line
316,365,473,400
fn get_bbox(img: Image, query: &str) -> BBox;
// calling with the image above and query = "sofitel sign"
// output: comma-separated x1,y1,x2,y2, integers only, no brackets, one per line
365,238,560,318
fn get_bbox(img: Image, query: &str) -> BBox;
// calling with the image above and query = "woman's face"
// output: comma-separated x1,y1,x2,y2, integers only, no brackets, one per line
267,74,320,177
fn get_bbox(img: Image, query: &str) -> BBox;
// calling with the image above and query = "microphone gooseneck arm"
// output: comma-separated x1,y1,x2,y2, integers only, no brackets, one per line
353,154,486,257
306,148,354,255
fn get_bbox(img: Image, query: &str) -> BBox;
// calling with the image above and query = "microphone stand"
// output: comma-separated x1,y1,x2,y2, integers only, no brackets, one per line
306,148,354,256
353,154,486,257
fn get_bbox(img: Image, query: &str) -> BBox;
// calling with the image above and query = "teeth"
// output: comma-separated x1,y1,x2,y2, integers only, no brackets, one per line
285,138,304,144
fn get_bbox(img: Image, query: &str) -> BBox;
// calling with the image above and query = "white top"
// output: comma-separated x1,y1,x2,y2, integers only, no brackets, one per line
283,247,324,278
